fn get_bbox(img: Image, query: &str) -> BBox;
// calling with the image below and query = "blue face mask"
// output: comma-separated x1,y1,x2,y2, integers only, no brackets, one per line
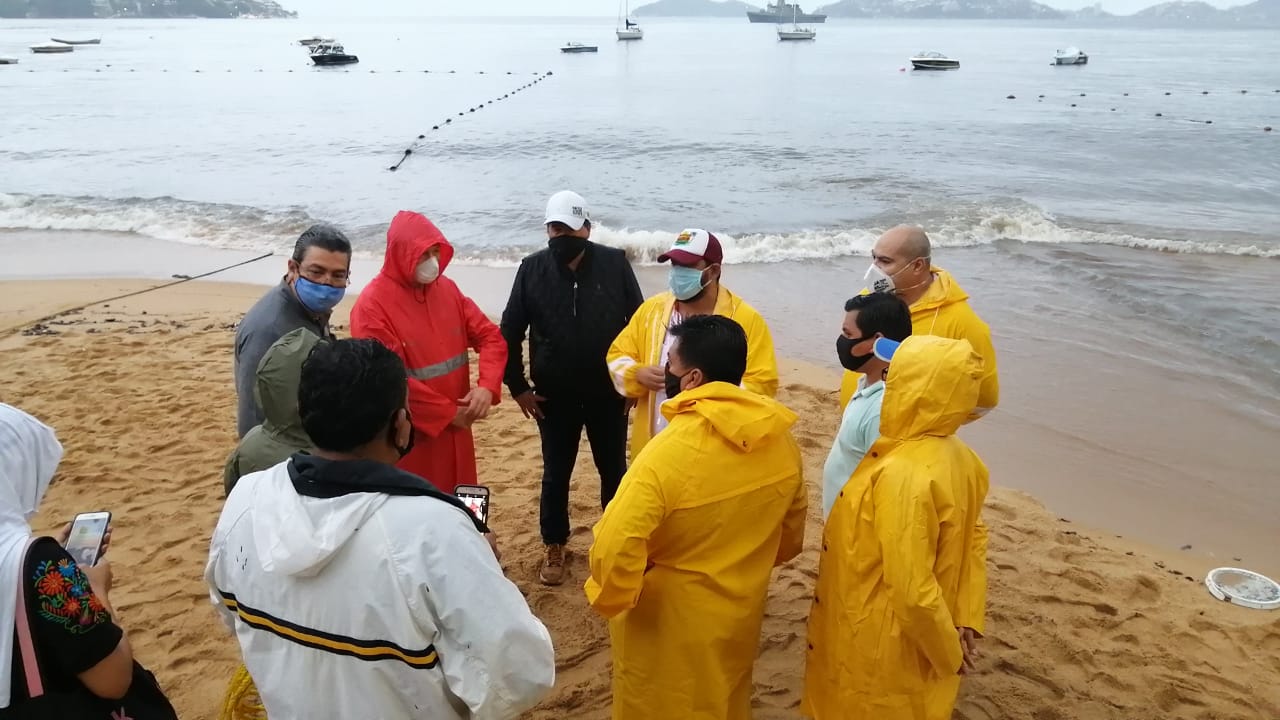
668,265,707,302
294,276,345,313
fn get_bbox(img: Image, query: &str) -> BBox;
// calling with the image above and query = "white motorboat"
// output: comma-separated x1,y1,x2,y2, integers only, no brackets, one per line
1053,47,1089,65
30,42,73,54
297,36,335,48
617,0,643,40
777,2,816,40
561,42,599,53
910,51,959,70
0,56,19,65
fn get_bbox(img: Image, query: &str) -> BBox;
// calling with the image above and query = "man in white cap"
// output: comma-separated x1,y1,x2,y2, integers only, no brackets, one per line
500,191,644,586
607,229,778,460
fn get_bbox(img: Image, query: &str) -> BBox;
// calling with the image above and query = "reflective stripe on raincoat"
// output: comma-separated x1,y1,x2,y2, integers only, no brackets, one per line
606,287,778,460
585,381,807,720
805,336,990,720
351,211,506,493
839,268,999,421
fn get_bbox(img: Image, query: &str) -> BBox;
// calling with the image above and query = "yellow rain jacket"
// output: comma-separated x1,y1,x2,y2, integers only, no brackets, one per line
585,381,807,720
607,287,779,460
804,336,990,720
838,268,999,421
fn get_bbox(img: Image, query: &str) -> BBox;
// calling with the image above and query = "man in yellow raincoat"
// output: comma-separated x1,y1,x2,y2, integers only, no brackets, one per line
805,335,990,720
839,225,999,420
607,229,778,460
587,315,807,720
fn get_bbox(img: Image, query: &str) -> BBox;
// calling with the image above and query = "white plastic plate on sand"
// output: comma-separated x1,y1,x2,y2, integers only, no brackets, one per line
1204,567,1280,610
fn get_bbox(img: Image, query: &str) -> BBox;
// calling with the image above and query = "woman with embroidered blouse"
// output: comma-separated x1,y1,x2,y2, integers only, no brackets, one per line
0,404,136,716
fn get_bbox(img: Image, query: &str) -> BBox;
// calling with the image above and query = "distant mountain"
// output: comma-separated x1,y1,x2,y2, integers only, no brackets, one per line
1066,0,1280,25
633,0,761,16
0,0,295,18
820,0,1063,18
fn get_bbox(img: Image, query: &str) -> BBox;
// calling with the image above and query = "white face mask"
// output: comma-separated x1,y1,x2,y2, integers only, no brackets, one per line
415,256,440,285
864,263,897,294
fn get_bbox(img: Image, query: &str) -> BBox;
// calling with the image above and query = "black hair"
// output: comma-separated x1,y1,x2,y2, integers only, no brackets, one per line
298,338,407,452
843,293,913,341
668,315,748,386
292,223,353,263
546,219,591,236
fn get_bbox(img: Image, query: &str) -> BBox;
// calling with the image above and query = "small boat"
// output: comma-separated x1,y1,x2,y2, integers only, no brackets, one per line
910,51,959,70
297,36,334,47
777,3,816,40
50,37,100,45
561,42,598,53
310,43,358,66
1053,47,1089,65
0,56,18,65
30,42,74,54
617,0,643,40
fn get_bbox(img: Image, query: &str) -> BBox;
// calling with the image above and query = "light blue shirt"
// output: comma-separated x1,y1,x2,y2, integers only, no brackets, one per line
821,379,885,520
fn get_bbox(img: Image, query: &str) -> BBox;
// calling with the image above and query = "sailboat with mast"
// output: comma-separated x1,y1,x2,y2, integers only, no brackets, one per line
617,0,643,40
777,3,816,40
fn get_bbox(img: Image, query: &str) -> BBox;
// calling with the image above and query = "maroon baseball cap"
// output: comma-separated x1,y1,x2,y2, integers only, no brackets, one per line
657,228,724,266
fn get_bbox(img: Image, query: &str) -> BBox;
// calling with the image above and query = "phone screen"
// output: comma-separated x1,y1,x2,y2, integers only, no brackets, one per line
454,487,490,525
65,512,110,567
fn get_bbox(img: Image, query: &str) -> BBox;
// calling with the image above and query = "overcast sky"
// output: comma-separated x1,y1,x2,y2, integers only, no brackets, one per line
285,0,1247,19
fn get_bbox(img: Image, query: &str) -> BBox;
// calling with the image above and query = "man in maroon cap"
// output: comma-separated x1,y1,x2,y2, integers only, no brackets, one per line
607,228,779,459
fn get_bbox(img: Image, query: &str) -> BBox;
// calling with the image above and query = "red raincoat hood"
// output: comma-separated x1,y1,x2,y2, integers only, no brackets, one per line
381,211,456,287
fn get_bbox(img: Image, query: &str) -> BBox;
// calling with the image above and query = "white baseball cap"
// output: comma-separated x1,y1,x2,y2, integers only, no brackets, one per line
545,190,591,231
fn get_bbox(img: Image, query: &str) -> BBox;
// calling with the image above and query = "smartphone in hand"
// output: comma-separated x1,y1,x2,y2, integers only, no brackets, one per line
64,511,111,567
454,485,490,526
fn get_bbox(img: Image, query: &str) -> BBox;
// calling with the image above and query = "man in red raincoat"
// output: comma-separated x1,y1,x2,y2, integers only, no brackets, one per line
351,211,507,494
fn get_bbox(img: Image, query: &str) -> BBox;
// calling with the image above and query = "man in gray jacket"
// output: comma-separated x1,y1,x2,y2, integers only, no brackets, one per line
234,224,351,437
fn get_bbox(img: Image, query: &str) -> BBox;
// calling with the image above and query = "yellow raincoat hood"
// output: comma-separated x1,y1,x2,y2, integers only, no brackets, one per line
587,381,808,720
660,380,796,452
804,335,990,720
879,334,983,442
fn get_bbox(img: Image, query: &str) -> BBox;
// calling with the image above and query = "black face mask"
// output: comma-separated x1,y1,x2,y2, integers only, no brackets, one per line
836,335,875,373
389,409,416,459
664,366,693,400
548,235,588,266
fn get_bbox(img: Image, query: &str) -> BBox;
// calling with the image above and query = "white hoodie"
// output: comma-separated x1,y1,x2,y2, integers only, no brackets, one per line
205,459,555,720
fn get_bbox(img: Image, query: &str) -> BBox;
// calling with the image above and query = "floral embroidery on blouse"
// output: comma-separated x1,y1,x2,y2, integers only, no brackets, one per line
32,558,110,634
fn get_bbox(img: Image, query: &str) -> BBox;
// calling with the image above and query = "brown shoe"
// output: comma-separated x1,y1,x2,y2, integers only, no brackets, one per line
539,544,566,586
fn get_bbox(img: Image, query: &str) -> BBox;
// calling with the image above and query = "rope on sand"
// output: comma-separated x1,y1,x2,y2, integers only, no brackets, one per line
1,251,275,338
387,71,555,172
219,664,267,720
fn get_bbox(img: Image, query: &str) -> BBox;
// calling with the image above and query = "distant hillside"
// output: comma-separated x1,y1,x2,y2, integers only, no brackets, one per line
820,0,1063,18
0,0,295,18
1066,0,1280,25
633,0,760,16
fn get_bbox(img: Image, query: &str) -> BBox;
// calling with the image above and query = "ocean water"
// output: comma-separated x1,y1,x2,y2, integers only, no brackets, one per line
2,15,1279,559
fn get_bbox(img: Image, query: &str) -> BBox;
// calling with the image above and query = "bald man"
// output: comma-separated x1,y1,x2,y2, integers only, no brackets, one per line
840,225,1000,419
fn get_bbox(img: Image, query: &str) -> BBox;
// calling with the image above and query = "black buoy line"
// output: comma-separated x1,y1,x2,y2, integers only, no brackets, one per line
388,71,554,172
1005,86,1277,133
2,252,274,339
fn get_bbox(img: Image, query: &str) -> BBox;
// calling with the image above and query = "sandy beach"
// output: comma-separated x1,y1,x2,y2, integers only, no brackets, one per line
3,275,1278,719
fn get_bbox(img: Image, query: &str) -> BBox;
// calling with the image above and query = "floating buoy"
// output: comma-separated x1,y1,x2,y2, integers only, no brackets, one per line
1201,90,1208,95
1165,91,1171,95
1071,103,1077,107
1123,92,1129,96
1110,108,1116,111
417,134,425,139
432,125,439,130
1205,120,1212,124
1080,93,1086,97
1241,90,1247,94
1038,94,1045,98
1006,94,1015,99
1155,112,1163,117
445,118,452,123
1265,126,1272,132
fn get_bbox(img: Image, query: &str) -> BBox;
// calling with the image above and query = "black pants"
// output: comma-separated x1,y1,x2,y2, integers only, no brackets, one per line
536,391,628,545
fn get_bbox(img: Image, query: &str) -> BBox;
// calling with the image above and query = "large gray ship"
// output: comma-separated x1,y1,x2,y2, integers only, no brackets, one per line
746,1,827,23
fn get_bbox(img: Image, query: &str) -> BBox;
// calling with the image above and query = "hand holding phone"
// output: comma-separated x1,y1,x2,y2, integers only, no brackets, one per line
63,511,111,567
454,485,490,526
